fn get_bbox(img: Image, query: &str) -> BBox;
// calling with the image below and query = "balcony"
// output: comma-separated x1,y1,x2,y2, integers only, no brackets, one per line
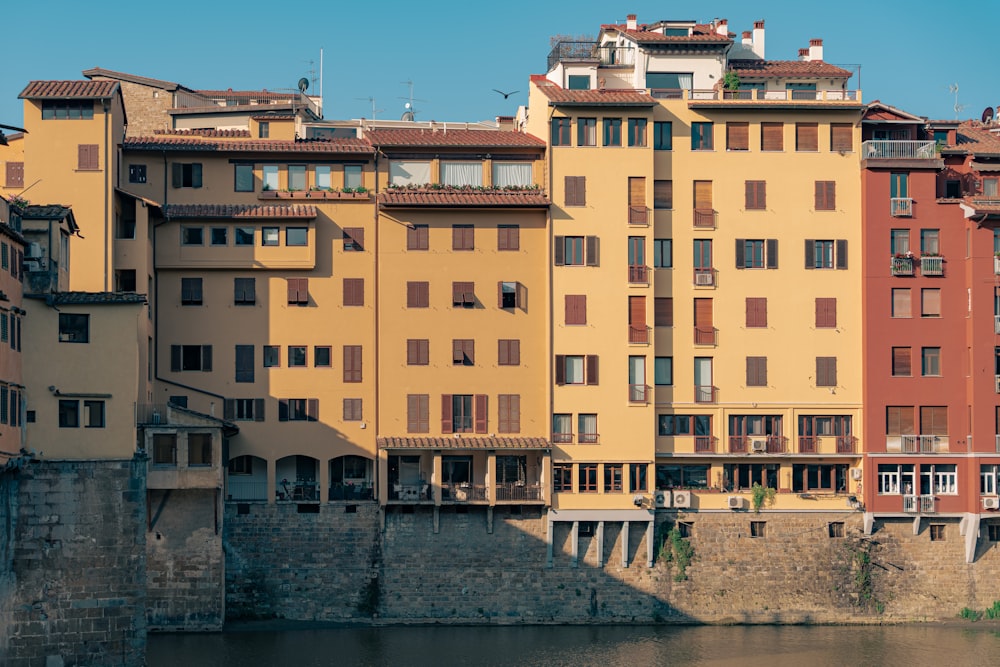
890,198,913,217
694,385,717,403
920,256,943,276
684,89,860,103
798,435,857,454
628,264,649,284
836,436,857,454
694,436,717,453
442,483,488,503
693,268,715,287
226,478,267,502
903,494,936,513
861,140,937,160
552,432,574,444
628,325,650,344
901,434,938,453
545,42,635,70
891,256,914,276
628,205,649,226
730,435,786,454
629,384,650,404
693,208,717,228
694,326,718,346
994,316,1000,335
495,482,543,502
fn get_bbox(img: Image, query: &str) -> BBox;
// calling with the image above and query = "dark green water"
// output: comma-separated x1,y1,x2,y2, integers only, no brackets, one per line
148,623,1000,666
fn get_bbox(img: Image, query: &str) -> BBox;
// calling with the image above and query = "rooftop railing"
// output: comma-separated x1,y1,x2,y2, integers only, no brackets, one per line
862,140,937,160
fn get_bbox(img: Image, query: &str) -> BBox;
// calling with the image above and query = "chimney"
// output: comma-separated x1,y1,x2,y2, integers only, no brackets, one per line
742,30,752,46
495,115,515,131
716,19,728,37
752,20,765,58
798,48,809,61
626,14,637,30
809,38,824,62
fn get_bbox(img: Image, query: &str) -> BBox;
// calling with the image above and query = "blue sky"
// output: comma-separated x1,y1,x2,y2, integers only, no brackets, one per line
2,1,997,130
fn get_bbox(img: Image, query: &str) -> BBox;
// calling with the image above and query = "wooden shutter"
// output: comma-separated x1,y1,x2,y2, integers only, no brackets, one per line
923,288,941,316
653,180,673,209
761,122,783,151
5,162,24,188
565,176,586,206
554,236,565,266
452,339,465,365
804,239,815,269
796,123,818,151
498,394,520,433
629,296,646,326
474,394,488,434
508,339,520,365
694,298,713,328
497,226,509,251
745,181,766,210
555,355,566,385
817,357,837,386
655,297,673,326
224,399,235,420
254,398,265,422
202,346,213,372
585,236,599,266
172,162,183,188
815,298,836,328
815,181,836,210
516,282,527,310
170,345,181,372
628,177,645,206
727,122,749,151
921,406,948,435
343,345,362,382
78,144,98,170
287,278,297,304
765,239,778,269
746,357,767,386
452,226,461,250
835,239,848,269
585,355,599,385
440,395,453,433
746,297,767,328
831,123,853,152
307,398,319,421
565,295,586,325
343,278,363,306
498,340,509,366
190,163,203,188
235,345,254,383
278,399,289,422
693,181,713,210
407,395,420,432
735,238,746,267
893,347,911,376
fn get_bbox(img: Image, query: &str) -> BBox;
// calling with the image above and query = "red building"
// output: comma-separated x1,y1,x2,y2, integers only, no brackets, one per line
861,102,1000,560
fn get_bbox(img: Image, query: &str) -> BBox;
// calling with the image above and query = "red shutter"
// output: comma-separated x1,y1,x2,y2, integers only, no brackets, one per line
441,395,453,434
555,355,566,385
585,355,599,385
816,298,837,328
474,394,488,434
287,278,297,304
655,297,673,326
498,340,509,365
497,281,504,308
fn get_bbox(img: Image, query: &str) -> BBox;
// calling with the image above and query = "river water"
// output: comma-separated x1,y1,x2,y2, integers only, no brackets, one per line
149,623,1000,666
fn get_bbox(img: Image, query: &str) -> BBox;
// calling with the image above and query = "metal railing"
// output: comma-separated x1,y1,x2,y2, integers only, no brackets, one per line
891,256,914,276
443,483,488,502
628,265,649,284
552,432,574,444
799,435,856,454
890,198,913,217
798,436,818,454
628,325,650,344
628,205,649,225
901,434,938,453
578,432,599,444
693,268,715,286
226,478,267,502
694,385,717,403
694,436,716,453
837,436,857,454
629,384,649,404
689,89,860,102
694,326,718,346
693,208,717,228
920,256,943,276
862,140,936,160
546,42,636,70
495,482,543,501
903,494,935,513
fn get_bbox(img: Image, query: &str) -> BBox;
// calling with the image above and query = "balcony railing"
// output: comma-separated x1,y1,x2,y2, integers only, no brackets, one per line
862,140,937,160
694,436,716,453
798,436,818,454
729,436,748,454
578,432,599,444
693,208,717,228
837,436,857,454
995,257,1000,275
903,494,936,513
686,89,860,102
730,435,785,454
546,42,635,70
694,385,717,403
891,256,914,276
799,435,857,454
629,384,649,404
901,434,938,453
628,264,649,284
693,268,715,286
443,483,488,502
996,375,1000,394
920,256,943,276
994,315,1000,334
628,325,650,344
226,478,267,502
628,205,649,225
890,198,913,217
552,432,573,444
495,482,543,502
694,326,718,346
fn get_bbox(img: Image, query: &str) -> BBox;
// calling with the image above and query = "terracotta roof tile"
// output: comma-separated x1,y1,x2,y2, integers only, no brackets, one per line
378,190,550,208
197,89,298,101
124,136,373,154
153,128,251,138
377,436,550,450
163,204,317,219
961,197,1000,215
20,205,73,219
729,59,853,78
82,68,187,92
40,291,147,305
365,128,544,148
168,102,300,116
532,79,656,107
952,123,1000,156
19,80,119,100
601,22,731,43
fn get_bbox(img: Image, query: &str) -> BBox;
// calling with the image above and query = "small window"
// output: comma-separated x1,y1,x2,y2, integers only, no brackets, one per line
603,118,622,146
235,227,255,246
691,122,714,150
567,75,590,90
627,118,647,147
288,346,307,367
181,277,203,306
58,399,79,427
263,345,280,367
654,357,673,385
172,163,203,188
234,164,254,192
129,164,147,184
452,339,474,366
262,227,280,246
796,123,818,151
58,313,89,343
407,224,429,251
78,144,99,170
286,227,308,246
551,118,571,146
750,521,766,538
258,122,269,139
497,339,520,366
314,346,332,367
153,434,177,465
262,165,279,190
988,524,1000,542
407,282,430,308
929,524,945,541
653,121,672,150
288,165,306,191
181,227,204,246
828,522,845,538
114,269,137,293
188,433,212,466
343,398,363,422
653,239,672,268
234,278,256,305
577,118,597,146
344,165,363,190
210,227,228,246
921,347,941,377
452,225,474,251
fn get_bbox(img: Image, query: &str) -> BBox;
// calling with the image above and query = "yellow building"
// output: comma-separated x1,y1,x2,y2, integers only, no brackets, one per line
0,197,26,466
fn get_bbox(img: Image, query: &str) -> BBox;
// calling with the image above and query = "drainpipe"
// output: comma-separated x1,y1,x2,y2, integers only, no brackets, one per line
103,99,110,291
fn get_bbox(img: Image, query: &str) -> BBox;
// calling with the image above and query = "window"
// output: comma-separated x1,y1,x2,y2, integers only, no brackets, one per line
234,278,255,305
653,121,672,150
224,398,264,422
890,172,909,200
921,347,941,376
314,165,331,190
5,161,23,188
921,289,941,317
442,394,483,434
920,229,940,256
181,227,204,246
815,181,836,210
647,72,691,89
554,235,598,266
286,227,308,246
279,398,319,422
578,464,598,492
129,164,147,184
452,224,474,251
498,339,520,366
389,160,431,186
152,434,177,465
551,118,571,146
816,298,837,328
830,124,853,152
235,227,254,246
761,122,783,151
58,313,89,343
343,345,362,382
77,144,99,170
990,524,1000,542
187,433,212,466
627,118,647,146
235,345,254,383
746,297,767,328
981,464,1000,496
691,122,713,150
816,357,838,387
555,354,598,385
567,74,590,90
344,165,363,190
234,164,254,191
735,238,778,269
288,346,307,367
179,277,203,306
886,407,915,437
603,118,622,146
892,347,912,376
58,400,79,428
262,165,279,190
985,177,1000,198
657,415,712,437
407,394,429,433
343,278,364,306
452,339,474,366
497,225,519,251
343,398,363,422
577,117,596,146
114,269,136,293
565,295,587,325
452,281,475,308
750,521,766,538
170,345,212,372
921,407,948,436
440,161,483,187
314,346,331,367
727,122,749,151
498,394,520,433
407,339,429,365
492,162,532,187
805,239,848,270
746,356,768,386
653,239,672,268
892,288,912,318
41,100,94,120
407,281,429,308
791,464,849,493
929,524,945,541
654,357,673,386
629,463,648,492
878,463,914,494
258,122,269,138
653,180,672,210
554,464,573,492
498,281,525,310
116,214,136,240
287,278,309,305
263,345,280,368
210,227,228,246
406,224,429,250
745,181,766,210
890,229,910,256
605,464,624,493
287,165,306,191
655,297,673,326
795,123,818,151
172,163,203,188
564,176,586,206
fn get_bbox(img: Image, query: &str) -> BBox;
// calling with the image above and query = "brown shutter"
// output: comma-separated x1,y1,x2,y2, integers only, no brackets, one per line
735,239,745,267
498,340,509,366
804,239,815,269
628,177,645,206
831,123,853,152
307,398,319,421
509,339,520,365
921,406,947,435
923,288,941,315
554,237,565,266
452,339,464,365
585,355,599,385
655,297,673,326
585,236,599,266
5,162,24,188
694,298,713,328
747,357,767,386
761,122,783,151
746,297,767,327
516,282,527,310
474,394,488,434
565,176,578,206
497,281,504,308
835,239,848,269
497,226,508,251
407,282,417,307
816,298,837,328
693,181,713,209
407,339,417,365
254,398,266,421
765,239,778,269
452,281,462,305
452,225,461,250
287,278,299,304
796,123,818,151
555,355,566,385
893,347,911,376
407,395,419,432
441,394,453,433
565,295,586,325
745,181,766,210
629,295,646,327
727,122,749,150
653,180,673,209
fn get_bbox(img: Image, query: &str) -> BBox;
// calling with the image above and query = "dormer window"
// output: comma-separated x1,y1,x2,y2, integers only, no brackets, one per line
664,28,689,36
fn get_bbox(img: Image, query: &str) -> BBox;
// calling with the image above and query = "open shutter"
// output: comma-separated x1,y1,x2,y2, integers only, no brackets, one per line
452,339,464,365
441,394,453,434
516,282,527,310
224,399,235,420
585,355,599,385
554,237,565,266
804,239,815,269
170,345,181,372
279,399,289,422
307,398,319,422
508,395,520,433
254,398,266,421
287,279,297,304
766,239,778,269
735,239,745,268
201,345,213,372
171,163,182,188
191,163,203,188
585,236,599,266
497,281,504,308
835,239,848,269
407,395,418,432
498,340,509,366
474,394,488,434
555,355,566,385
565,176,577,206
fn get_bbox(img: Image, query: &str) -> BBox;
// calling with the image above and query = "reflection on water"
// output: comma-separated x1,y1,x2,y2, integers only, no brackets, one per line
149,624,1000,667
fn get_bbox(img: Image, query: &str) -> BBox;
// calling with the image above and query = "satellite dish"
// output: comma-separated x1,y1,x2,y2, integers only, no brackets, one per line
984,106,996,123
401,111,415,122
297,77,309,93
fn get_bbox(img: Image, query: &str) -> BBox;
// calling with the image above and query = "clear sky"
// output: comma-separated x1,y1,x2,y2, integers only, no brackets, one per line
1,0,997,131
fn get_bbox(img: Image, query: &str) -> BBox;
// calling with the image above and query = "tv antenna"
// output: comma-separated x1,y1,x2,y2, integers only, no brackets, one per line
398,80,427,121
355,96,385,119
948,83,967,119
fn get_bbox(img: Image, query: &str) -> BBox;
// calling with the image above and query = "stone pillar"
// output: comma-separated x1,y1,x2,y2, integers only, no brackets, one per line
546,517,554,568
432,452,442,505
622,521,630,568
596,521,605,567
571,521,579,568
541,455,552,504
318,457,329,504
377,453,389,507
487,452,496,507
266,458,275,505
646,520,654,567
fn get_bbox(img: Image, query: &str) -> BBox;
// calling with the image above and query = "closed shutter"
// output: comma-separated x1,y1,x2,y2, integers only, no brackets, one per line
474,394,488,434
921,406,948,435
585,236,599,266
835,239,848,269
307,398,319,422
893,347,911,376
565,295,586,325
554,236,565,266
279,399,289,422
5,162,24,188
654,297,673,326
761,122,783,151
796,123,818,151
343,345,362,382
235,345,254,383
629,295,646,326
287,278,298,304
727,122,749,150
744,180,766,210
170,345,181,372
172,162,183,188
804,239,815,269
889,407,915,435
407,395,429,433
78,144,99,170
746,297,767,328
343,278,364,306
498,394,520,433
343,227,364,250
254,398,265,421
815,298,837,328
735,238,746,267
653,180,673,209
628,177,645,206
224,399,235,420
555,355,566,385
831,123,853,152
585,355,599,385
694,298,713,328
766,239,778,269
441,395,453,433
817,357,837,386
694,180,713,210
508,339,520,365
815,181,836,210
565,176,586,206
923,288,941,315
498,340,509,366
747,357,767,386
202,345,212,372
497,226,509,251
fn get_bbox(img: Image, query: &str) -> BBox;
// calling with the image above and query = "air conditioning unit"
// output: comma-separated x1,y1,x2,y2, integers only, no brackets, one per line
727,495,744,510
851,468,863,481
672,490,691,508
25,242,43,259
26,258,47,272
654,490,669,508
694,272,714,286
983,496,1000,510
750,438,767,453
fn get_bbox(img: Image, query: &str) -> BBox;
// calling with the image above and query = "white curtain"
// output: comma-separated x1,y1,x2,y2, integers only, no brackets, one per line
492,162,532,187
440,161,483,187
390,160,431,186
314,166,331,189
262,165,279,190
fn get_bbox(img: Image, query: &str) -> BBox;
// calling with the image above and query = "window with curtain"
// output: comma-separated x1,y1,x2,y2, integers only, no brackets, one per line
646,72,692,90
389,160,431,186
492,162,532,187
440,161,483,187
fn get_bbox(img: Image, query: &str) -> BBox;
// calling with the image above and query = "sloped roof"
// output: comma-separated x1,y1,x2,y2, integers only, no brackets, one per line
163,204,318,219
366,128,544,148
153,128,251,138
603,23,732,44
43,292,147,305
82,67,190,92
951,123,1000,156
124,136,374,154
20,204,72,219
19,80,119,100
862,100,925,122
378,190,550,208
729,60,852,78
532,77,656,107
378,436,550,450
197,89,298,101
